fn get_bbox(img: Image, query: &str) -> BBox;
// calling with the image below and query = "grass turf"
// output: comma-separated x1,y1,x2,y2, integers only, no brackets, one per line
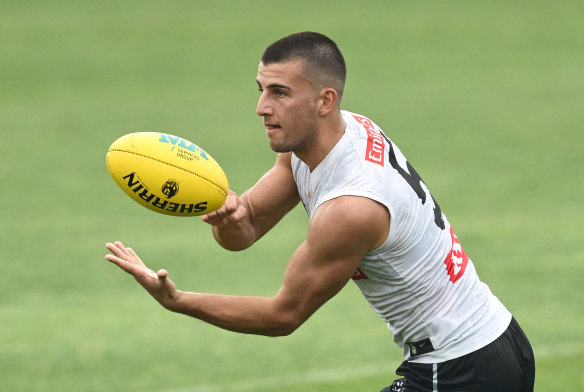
1,1,583,391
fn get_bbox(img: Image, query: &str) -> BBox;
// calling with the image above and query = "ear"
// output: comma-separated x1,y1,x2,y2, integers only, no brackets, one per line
318,88,339,116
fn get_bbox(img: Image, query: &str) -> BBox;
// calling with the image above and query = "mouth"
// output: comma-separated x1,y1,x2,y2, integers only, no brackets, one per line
264,122,281,134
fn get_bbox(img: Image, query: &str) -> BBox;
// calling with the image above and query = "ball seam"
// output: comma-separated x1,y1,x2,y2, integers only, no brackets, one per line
109,148,227,196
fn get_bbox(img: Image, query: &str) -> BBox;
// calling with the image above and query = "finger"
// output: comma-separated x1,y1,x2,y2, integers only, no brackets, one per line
211,191,239,216
106,242,135,262
105,252,158,281
106,242,145,270
200,209,219,223
106,242,126,258
213,203,230,217
126,247,146,267
113,240,127,250
107,241,129,257
105,253,139,275
223,192,239,213
114,240,135,258
226,203,249,223
200,208,230,226
200,198,247,226
105,242,118,251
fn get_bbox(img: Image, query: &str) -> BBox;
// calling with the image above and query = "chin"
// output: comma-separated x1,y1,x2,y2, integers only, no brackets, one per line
269,144,291,153
267,137,290,153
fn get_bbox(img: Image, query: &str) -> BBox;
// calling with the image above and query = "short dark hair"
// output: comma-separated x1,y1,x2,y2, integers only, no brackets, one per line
261,32,346,101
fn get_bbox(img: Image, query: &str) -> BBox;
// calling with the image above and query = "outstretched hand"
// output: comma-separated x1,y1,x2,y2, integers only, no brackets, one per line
105,241,182,310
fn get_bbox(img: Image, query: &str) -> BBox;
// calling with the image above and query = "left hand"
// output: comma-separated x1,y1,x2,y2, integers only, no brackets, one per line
105,241,182,310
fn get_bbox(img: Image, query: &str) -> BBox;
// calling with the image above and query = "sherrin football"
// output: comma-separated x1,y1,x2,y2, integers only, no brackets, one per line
106,132,228,216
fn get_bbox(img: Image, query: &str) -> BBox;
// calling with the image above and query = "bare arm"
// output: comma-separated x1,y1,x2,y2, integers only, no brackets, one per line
199,152,300,251
105,196,390,336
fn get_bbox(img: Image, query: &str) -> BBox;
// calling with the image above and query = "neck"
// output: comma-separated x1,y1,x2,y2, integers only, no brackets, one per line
295,111,346,172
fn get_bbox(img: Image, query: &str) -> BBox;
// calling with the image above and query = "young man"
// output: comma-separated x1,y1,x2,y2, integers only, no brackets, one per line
106,32,535,391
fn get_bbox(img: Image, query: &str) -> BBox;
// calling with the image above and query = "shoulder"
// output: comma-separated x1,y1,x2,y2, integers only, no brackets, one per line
308,196,390,255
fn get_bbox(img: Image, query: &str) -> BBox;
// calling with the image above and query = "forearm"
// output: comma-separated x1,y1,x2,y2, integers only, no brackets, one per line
168,291,299,337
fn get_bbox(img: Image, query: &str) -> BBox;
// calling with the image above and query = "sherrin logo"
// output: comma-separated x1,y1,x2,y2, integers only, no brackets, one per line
161,180,179,198
122,172,208,214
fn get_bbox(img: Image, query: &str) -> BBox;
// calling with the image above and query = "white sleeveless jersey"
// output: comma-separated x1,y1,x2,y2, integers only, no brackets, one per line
291,110,511,363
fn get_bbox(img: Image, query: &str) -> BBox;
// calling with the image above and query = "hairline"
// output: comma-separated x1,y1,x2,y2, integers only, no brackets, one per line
261,57,344,102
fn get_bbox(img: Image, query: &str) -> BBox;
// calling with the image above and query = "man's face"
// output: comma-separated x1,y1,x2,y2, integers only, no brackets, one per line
256,60,321,154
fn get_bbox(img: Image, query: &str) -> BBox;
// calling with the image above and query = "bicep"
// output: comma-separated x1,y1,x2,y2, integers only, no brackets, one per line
242,152,300,239
272,197,390,329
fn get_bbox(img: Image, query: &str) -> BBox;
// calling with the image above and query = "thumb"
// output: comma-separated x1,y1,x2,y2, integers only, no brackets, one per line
156,269,181,304
157,269,169,279
157,269,174,292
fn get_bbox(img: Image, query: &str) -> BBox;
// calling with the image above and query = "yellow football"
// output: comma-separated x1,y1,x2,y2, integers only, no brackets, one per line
106,132,228,217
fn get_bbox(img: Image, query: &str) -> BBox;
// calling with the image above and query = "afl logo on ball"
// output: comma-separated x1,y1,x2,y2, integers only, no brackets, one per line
161,180,179,199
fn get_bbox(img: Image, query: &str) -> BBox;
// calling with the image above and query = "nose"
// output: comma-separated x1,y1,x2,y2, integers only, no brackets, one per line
256,92,273,117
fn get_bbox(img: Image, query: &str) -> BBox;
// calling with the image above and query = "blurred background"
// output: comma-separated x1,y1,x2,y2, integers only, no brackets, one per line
1,1,583,391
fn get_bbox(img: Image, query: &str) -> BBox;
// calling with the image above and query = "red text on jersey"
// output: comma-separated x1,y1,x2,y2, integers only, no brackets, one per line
443,228,469,283
353,114,385,166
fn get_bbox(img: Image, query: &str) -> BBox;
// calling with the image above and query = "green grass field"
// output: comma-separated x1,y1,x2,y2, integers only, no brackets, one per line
1,1,583,391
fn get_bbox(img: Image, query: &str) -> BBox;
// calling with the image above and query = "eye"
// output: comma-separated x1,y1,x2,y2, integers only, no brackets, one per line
276,89,286,97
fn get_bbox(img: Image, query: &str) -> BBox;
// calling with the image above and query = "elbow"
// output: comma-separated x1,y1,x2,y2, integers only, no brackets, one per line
266,313,304,337
269,325,297,337
267,327,297,337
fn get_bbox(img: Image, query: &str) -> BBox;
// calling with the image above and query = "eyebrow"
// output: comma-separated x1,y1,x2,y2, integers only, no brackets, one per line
256,80,291,90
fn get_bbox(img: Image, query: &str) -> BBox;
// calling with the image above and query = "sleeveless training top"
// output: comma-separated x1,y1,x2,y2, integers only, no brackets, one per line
291,110,511,363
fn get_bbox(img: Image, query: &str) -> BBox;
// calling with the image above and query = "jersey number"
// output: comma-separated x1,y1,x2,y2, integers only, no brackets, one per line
380,133,446,230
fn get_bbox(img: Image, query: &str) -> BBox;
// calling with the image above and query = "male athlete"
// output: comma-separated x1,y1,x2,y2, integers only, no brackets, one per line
106,32,535,391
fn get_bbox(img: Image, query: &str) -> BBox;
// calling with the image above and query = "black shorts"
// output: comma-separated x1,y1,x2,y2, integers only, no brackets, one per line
391,317,535,392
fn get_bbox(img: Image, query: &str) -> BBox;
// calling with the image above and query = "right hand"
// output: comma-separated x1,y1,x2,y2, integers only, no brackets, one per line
199,190,250,228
